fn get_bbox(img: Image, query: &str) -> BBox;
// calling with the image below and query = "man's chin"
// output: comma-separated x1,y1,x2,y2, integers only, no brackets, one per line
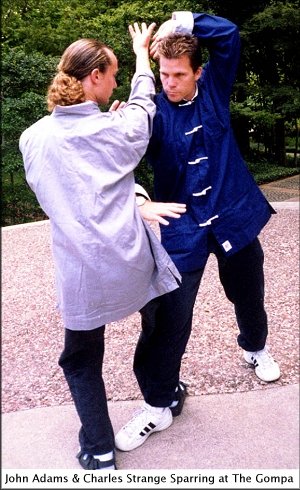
166,94,181,103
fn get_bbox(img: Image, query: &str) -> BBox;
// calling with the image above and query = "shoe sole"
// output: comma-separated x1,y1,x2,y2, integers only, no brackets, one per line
115,411,173,452
254,366,281,382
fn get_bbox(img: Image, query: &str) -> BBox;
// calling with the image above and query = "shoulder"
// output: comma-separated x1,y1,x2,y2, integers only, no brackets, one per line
20,116,50,145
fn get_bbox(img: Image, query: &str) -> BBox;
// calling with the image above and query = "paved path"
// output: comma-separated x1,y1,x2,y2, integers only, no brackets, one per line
2,385,299,471
259,174,299,202
1,176,299,486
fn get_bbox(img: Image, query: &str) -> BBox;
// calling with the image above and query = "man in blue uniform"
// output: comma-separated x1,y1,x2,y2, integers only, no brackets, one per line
115,11,281,452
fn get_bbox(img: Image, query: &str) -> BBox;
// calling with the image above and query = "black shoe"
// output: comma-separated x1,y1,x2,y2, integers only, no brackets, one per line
77,450,117,470
170,381,188,417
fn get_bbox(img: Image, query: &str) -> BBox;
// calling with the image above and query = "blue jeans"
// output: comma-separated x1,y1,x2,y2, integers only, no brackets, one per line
58,326,114,455
134,237,268,407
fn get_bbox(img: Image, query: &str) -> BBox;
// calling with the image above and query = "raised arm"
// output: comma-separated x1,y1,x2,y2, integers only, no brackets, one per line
110,22,156,112
150,11,240,99
129,22,156,73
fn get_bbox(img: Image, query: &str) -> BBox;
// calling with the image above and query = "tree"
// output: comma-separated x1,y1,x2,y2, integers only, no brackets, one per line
240,1,300,163
1,0,299,224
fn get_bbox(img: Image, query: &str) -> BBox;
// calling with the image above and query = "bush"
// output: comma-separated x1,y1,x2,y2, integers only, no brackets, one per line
246,152,299,184
1,175,47,227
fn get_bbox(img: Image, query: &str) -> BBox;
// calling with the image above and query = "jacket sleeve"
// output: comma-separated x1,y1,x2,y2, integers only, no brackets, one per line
174,11,240,102
106,70,157,171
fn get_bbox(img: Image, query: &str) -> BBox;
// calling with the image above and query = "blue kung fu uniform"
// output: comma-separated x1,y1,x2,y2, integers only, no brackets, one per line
133,12,276,408
146,12,275,273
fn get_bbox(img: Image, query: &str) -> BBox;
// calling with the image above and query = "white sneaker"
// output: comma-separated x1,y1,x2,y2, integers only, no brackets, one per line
243,347,281,382
115,403,173,451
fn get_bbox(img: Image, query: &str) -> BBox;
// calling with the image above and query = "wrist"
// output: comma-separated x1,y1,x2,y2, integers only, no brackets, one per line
136,52,151,71
172,11,194,34
136,195,148,207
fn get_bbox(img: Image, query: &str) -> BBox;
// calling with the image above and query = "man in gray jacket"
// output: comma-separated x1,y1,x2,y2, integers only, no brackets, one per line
20,22,186,470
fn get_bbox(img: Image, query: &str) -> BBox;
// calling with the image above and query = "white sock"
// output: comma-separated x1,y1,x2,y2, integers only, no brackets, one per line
169,385,179,408
144,402,167,413
94,451,114,462
146,385,180,412
94,451,115,469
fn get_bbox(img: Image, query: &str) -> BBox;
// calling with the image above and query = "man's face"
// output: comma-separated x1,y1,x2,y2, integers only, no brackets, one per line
97,50,118,105
159,54,202,103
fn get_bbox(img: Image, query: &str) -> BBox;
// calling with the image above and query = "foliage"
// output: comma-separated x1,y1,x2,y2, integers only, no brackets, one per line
1,48,57,177
2,179,47,226
1,0,299,225
237,1,300,158
247,160,300,185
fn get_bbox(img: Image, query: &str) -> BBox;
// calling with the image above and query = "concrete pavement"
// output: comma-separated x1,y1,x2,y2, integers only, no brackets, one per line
1,384,299,470
2,176,299,477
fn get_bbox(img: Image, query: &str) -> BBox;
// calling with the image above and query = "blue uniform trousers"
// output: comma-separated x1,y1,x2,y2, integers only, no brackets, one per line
58,326,114,455
134,237,268,407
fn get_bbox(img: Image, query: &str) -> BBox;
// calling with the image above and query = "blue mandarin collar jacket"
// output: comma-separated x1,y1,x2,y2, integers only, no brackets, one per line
146,13,275,272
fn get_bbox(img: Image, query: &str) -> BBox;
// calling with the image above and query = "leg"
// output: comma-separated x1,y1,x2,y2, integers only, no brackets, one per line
216,237,268,351
115,269,204,451
216,238,280,381
58,327,115,457
134,268,205,407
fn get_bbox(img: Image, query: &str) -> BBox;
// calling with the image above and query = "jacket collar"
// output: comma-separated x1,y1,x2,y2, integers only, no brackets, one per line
178,85,199,107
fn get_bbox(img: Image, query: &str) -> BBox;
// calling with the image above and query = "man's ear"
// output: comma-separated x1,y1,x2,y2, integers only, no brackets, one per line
195,66,202,81
90,68,103,84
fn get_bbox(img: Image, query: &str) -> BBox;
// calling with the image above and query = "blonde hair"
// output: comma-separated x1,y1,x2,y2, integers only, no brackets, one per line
47,38,113,111
158,33,202,73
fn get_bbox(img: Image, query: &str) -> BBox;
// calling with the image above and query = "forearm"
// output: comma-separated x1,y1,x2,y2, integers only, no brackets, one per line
192,13,239,55
135,183,151,200
173,11,240,91
135,48,152,73
120,22,156,142
171,11,240,59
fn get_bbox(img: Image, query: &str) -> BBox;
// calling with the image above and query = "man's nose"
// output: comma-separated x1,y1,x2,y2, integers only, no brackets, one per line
167,77,177,87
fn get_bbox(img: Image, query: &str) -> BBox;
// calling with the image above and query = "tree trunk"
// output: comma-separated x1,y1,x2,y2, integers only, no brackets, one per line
232,117,250,156
294,119,299,167
274,118,286,166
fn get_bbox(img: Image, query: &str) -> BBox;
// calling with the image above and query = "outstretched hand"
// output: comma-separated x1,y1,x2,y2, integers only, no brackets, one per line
129,22,156,55
138,200,186,226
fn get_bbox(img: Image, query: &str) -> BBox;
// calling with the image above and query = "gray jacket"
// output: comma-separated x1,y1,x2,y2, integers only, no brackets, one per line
19,70,180,330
